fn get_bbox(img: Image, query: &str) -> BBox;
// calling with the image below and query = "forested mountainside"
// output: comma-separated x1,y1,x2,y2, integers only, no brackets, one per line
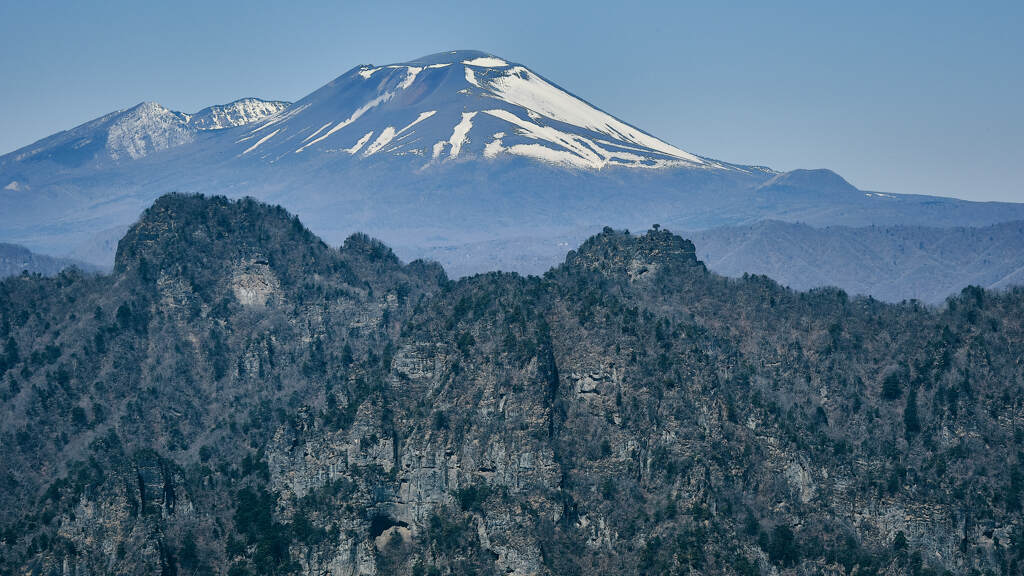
0,194,1021,576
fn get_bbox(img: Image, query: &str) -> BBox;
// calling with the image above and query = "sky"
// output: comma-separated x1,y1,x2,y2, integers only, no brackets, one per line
0,0,1021,202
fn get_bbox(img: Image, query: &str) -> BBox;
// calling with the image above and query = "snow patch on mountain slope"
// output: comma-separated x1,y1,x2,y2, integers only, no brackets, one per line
295,93,394,153
507,143,597,168
483,108,600,165
358,67,381,79
484,134,504,158
463,57,509,67
482,108,674,169
303,122,333,143
345,131,374,154
448,112,477,158
400,111,437,134
365,127,398,156
398,67,423,90
244,103,310,139
483,66,702,164
242,129,280,155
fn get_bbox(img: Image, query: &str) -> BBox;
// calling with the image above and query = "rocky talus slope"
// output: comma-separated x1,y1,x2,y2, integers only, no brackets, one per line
0,195,1022,575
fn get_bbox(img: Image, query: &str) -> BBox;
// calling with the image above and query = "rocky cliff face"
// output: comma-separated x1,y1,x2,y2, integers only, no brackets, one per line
0,194,1022,576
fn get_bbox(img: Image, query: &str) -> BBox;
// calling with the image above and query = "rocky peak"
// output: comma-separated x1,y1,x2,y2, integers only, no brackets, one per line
113,194,444,305
188,98,291,131
105,101,194,160
563,226,702,279
342,232,400,265
113,193,326,283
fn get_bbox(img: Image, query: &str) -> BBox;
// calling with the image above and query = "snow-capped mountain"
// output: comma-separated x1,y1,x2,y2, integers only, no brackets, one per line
105,102,195,161
2,98,289,166
233,50,728,170
188,98,290,131
2,50,1024,283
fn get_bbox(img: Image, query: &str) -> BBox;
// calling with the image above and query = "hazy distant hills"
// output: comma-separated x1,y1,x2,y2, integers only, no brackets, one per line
1,50,1022,301
0,243,95,278
8,208,1020,305
689,220,1024,303
402,219,1024,304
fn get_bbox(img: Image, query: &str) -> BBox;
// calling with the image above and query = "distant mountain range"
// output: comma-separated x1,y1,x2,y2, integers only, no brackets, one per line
1,50,1022,301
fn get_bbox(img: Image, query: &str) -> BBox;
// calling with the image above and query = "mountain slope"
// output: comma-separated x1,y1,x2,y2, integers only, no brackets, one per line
0,194,1021,575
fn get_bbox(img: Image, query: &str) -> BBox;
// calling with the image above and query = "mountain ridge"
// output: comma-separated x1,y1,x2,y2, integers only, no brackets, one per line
1,193,1021,575
0,97,290,167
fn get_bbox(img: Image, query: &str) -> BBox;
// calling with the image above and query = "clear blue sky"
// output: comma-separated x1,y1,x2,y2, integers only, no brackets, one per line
1,0,1021,201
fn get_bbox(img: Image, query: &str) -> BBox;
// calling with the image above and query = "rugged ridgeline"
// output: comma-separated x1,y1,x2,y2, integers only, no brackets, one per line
1,195,1022,576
